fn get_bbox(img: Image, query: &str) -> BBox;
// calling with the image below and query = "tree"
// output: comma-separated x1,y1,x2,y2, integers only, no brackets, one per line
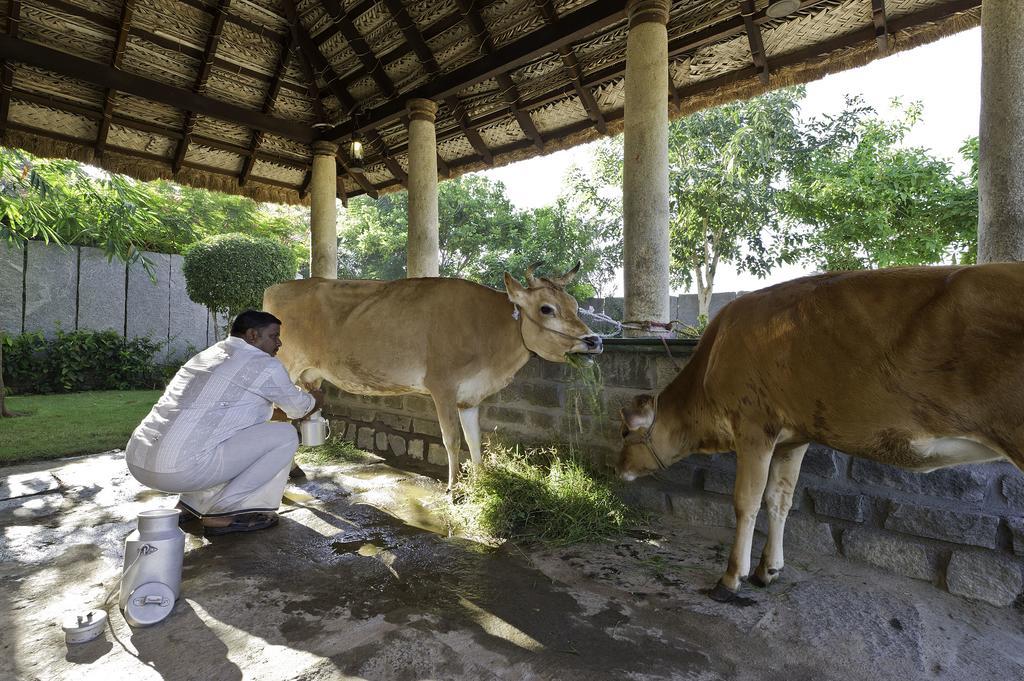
667,88,804,317
182,233,297,330
0,147,158,417
337,174,621,299
782,98,977,270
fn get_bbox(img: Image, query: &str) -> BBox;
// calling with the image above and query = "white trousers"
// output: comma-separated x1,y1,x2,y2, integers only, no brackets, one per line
128,421,299,518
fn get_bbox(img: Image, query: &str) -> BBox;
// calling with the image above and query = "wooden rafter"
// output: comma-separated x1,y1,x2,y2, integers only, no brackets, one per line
871,0,889,54
0,34,313,141
94,0,135,158
172,0,232,174
283,0,373,197
32,0,308,99
380,0,492,166
326,0,625,141
284,0,409,189
320,0,395,98
239,33,292,187
739,0,769,84
453,0,544,151
536,0,607,135
0,0,21,138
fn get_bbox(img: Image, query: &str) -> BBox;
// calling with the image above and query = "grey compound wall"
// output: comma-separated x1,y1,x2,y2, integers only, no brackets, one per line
0,240,223,359
322,340,1024,608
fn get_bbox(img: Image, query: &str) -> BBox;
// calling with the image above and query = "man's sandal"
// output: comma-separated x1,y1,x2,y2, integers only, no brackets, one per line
203,512,279,537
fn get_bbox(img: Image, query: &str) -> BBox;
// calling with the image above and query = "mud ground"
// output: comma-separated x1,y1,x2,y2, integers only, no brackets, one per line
1,451,1022,681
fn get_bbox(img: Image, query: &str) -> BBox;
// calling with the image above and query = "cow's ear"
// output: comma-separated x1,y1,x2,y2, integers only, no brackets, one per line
504,272,528,305
622,395,655,430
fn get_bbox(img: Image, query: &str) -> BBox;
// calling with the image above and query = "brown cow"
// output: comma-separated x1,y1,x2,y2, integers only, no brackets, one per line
264,264,602,490
616,264,1024,602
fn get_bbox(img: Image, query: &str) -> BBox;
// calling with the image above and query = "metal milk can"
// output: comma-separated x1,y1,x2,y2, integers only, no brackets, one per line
299,409,331,446
119,508,185,627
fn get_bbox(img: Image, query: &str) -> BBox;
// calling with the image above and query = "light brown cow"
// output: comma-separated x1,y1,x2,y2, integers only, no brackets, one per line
264,264,602,489
616,264,1024,602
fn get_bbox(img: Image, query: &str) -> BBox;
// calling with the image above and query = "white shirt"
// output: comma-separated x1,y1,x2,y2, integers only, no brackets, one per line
125,336,315,473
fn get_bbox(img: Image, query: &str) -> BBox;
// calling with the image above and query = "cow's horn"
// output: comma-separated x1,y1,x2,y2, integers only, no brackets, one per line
551,261,581,287
525,261,543,287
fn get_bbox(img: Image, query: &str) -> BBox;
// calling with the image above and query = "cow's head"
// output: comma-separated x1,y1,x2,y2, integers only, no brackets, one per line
503,262,603,363
615,394,680,481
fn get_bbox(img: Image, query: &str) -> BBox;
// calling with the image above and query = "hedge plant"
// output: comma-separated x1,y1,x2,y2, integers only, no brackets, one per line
182,232,297,325
2,329,166,394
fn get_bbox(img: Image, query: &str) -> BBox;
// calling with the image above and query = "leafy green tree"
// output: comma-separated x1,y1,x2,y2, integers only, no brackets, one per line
0,148,156,416
667,88,803,317
182,233,297,330
782,98,977,269
337,174,620,298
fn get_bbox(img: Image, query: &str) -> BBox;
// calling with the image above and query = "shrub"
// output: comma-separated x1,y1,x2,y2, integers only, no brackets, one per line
2,329,165,394
182,233,297,326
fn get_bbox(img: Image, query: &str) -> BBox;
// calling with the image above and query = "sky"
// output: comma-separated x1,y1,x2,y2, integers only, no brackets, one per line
480,27,983,296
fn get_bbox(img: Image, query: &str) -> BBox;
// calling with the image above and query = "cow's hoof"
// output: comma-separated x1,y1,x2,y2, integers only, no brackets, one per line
750,566,782,588
708,581,738,603
289,464,307,480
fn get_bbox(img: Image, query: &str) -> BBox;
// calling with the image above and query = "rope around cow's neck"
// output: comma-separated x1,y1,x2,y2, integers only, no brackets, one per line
623,396,670,471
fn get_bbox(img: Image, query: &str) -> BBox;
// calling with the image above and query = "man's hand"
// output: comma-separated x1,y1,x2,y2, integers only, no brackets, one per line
302,384,326,420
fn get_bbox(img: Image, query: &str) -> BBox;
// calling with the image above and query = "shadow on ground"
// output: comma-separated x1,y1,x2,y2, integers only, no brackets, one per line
2,451,1023,681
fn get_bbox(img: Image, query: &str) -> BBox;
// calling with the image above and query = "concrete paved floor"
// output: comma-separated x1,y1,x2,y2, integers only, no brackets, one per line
2,451,1023,681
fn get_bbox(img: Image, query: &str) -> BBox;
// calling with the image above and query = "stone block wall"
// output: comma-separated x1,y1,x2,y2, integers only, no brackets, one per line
0,240,220,360
323,340,1024,607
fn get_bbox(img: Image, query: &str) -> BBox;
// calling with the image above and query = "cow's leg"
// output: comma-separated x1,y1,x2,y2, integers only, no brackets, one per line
458,406,483,467
430,393,464,492
750,442,808,589
710,441,773,602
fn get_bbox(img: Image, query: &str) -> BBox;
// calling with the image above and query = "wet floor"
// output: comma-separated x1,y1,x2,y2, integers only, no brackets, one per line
2,451,1023,681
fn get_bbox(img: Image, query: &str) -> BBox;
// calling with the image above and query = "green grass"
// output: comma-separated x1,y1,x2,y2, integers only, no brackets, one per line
446,439,643,546
295,436,381,466
0,390,162,465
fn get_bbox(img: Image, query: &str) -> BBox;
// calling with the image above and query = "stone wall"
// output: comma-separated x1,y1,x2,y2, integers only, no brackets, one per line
323,340,1024,607
583,291,741,327
0,240,222,359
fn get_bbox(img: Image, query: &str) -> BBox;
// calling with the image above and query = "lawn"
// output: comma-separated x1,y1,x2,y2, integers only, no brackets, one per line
0,390,161,465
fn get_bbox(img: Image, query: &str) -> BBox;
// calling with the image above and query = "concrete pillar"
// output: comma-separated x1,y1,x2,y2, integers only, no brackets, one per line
623,0,671,335
978,1,1024,262
310,140,339,278
406,98,440,278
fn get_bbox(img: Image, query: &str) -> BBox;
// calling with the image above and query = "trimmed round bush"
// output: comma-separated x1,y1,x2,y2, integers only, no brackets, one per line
182,233,297,321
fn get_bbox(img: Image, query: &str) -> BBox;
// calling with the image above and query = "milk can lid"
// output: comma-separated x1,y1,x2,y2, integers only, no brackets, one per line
124,581,176,627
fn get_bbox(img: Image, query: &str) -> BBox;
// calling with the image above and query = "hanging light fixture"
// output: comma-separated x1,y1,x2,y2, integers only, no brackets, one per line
348,132,364,174
765,0,800,19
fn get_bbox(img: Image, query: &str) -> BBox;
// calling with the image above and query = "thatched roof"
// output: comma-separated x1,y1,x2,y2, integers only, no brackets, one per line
0,0,980,205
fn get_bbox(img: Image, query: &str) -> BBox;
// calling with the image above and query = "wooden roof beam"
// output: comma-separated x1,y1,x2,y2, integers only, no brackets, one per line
172,0,232,174
33,0,311,98
536,0,607,135
320,0,396,98
0,0,21,138
453,0,544,152
337,157,378,199
240,32,292,187
739,0,769,84
287,16,369,198
871,0,889,54
380,0,494,166
0,34,313,141
95,0,135,159
325,0,625,141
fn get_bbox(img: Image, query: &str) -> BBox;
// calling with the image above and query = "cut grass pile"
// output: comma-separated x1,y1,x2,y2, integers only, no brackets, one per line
0,390,162,464
446,439,643,546
296,435,382,466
